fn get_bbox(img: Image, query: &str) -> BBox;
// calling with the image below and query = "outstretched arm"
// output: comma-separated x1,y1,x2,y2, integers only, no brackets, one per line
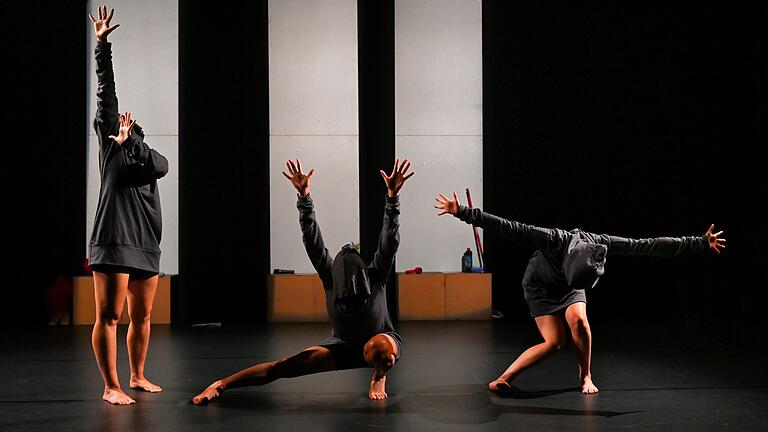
606,224,726,256
90,6,121,140
370,159,414,280
283,160,332,281
435,192,569,253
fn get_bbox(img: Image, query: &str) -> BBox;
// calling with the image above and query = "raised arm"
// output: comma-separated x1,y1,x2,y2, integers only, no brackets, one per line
605,224,726,257
283,160,332,281
435,192,570,254
90,6,121,139
369,159,413,281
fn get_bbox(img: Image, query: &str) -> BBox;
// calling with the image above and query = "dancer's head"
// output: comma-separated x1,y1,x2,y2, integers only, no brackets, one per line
563,236,607,290
364,334,396,374
131,121,144,138
332,244,371,314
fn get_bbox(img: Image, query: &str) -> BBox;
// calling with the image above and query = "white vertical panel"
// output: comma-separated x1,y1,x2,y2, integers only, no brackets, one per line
269,0,359,273
395,0,483,271
152,136,179,274
86,0,179,274
270,136,359,274
268,0,358,135
396,136,482,272
396,0,482,136
86,0,179,136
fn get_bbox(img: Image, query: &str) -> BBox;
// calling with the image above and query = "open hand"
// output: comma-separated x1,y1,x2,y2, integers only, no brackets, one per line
380,158,414,198
434,192,460,216
704,224,726,254
282,159,314,197
89,5,120,42
108,112,135,146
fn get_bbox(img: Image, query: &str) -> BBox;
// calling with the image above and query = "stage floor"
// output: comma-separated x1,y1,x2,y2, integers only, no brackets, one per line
1,321,766,431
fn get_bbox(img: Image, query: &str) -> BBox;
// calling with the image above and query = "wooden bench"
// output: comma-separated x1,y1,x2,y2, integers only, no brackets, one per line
267,274,328,323
267,272,491,322
72,275,172,325
399,272,491,320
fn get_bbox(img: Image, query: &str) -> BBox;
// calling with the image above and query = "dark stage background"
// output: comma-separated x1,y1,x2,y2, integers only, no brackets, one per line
482,1,765,343
4,1,88,326
4,2,764,345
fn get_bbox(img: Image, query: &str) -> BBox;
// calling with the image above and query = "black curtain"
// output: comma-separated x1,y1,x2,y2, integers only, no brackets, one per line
359,0,397,320
178,0,271,324
2,0,87,326
483,2,764,338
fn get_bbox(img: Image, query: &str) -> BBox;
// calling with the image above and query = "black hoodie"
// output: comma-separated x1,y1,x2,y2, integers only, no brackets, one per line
298,195,399,344
88,41,169,272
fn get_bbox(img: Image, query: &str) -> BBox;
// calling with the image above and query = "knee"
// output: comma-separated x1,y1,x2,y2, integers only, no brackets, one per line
129,309,152,326
544,338,565,354
97,310,120,327
364,335,395,370
568,315,590,333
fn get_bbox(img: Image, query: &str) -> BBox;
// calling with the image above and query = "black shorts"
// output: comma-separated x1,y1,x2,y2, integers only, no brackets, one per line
320,331,403,371
90,264,158,281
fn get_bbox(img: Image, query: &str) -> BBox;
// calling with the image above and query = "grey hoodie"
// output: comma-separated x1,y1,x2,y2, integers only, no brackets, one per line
456,206,709,316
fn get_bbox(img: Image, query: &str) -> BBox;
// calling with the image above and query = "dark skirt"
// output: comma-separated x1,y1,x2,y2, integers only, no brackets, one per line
522,251,587,317
524,284,586,317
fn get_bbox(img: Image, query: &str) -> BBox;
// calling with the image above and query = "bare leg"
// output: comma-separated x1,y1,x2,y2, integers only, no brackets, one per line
565,302,598,394
126,276,161,393
92,271,135,405
192,346,336,405
364,334,398,400
489,314,566,394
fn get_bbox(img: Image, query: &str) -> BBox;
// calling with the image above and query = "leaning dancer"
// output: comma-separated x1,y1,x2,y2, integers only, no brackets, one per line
434,192,725,394
193,158,414,404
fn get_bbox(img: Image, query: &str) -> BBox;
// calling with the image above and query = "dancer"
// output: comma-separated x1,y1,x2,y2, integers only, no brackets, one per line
434,192,725,394
193,158,414,404
88,6,169,405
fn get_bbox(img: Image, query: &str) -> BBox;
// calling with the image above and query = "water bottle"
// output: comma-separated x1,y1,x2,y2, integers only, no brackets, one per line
462,248,473,273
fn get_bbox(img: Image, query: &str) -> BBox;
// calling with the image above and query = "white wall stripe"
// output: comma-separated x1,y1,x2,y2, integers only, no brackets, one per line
395,0,483,272
268,0,360,274
85,0,179,274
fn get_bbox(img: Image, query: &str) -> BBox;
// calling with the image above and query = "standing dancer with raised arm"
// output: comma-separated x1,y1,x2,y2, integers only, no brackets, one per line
435,192,725,394
193,159,414,404
88,5,169,405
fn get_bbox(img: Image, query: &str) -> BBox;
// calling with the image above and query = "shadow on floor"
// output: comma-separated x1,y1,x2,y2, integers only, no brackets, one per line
207,383,642,425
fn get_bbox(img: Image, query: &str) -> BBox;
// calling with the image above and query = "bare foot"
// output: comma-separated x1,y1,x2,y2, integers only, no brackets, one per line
103,388,136,405
192,381,225,405
488,379,514,395
369,374,388,400
581,376,599,394
129,377,162,393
